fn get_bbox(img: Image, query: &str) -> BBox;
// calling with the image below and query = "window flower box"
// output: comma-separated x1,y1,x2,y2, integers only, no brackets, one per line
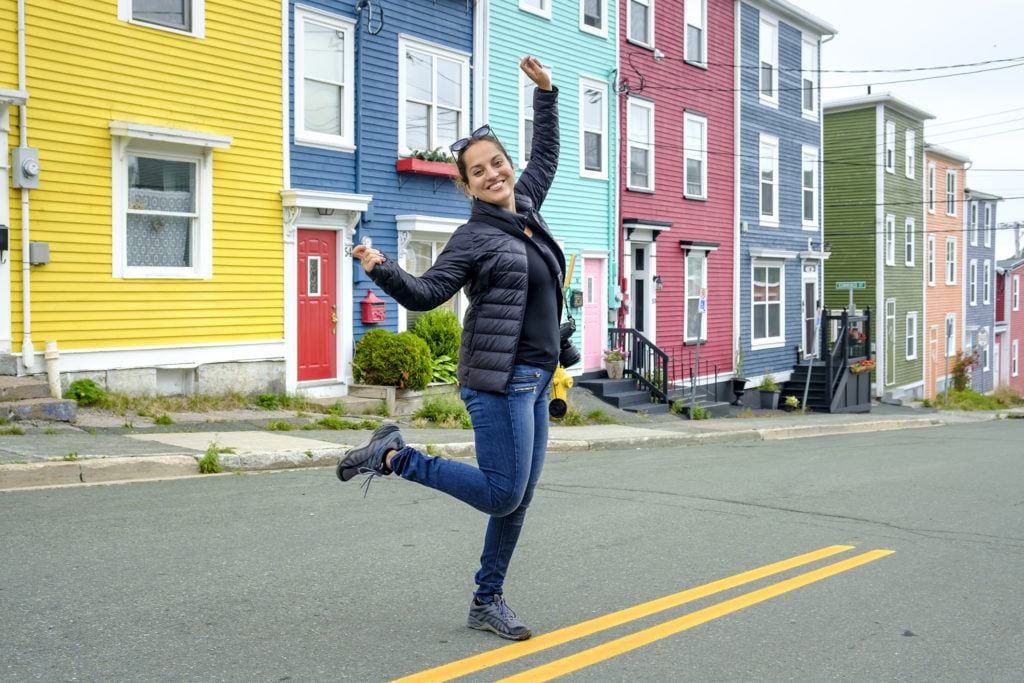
395,158,458,178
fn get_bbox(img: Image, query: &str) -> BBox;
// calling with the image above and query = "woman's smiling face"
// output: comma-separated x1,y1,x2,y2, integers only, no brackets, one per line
461,140,516,211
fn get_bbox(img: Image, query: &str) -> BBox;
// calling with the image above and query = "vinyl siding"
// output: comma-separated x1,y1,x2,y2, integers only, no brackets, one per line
619,0,735,376
5,1,283,349
964,195,997,391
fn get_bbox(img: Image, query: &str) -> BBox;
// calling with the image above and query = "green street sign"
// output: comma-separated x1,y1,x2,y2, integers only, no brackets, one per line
835,281,867,290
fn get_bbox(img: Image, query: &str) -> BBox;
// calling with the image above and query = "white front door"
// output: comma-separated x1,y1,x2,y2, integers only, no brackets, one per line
802,265,819,358
885,299,897,387
630,244,653,337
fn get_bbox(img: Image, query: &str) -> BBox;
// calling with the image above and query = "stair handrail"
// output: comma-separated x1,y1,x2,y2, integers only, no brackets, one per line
609,328,669,403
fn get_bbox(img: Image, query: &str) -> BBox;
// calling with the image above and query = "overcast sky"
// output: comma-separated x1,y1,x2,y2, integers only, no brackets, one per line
811,0,1024,258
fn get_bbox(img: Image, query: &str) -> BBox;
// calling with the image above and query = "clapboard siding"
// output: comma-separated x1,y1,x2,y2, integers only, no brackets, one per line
964,193,998,390
5,0,283,350
619,0,736,375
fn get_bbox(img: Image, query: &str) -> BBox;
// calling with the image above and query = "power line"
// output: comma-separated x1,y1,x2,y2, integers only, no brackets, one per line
690,55,1024,74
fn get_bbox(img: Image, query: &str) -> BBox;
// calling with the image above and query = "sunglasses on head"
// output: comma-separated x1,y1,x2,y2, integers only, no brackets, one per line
450,125,495,154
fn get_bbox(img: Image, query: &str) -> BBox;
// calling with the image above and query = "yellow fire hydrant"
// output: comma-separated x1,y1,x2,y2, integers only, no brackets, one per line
548,365,574,418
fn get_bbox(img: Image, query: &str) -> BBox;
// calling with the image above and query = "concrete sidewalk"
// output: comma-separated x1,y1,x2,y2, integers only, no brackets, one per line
0,401,1017,491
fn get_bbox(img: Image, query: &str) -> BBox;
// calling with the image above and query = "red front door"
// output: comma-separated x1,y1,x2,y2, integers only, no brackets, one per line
298,230,337,381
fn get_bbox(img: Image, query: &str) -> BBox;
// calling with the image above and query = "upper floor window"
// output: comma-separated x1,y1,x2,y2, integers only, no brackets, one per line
685,0,706,66
984,204,993,247
295,8,355,150
1014,275,1020,311
580,78,608,179
905,217,915,266
759,135,779,224
802,146,818,227
927,163,936,213
970,203,978,245
946,237,957,284
983,260,991,304
759,19,778,106
969,259,978,305
927,235,936,286
801,39,818,116
581,0,605,36
884,121,895,173
628,0,653,47
1013,339,1019,377
627,99,655,191
884,214,896,266
520,0,552,19
905,129,915,178
520,63,553,166
399,37,470,157
119,0,203,37
946,169,957,216
684,112,707,199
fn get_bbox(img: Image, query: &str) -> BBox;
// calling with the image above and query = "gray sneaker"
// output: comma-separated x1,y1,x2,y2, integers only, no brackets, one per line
336,423,404,482
467,595,531,641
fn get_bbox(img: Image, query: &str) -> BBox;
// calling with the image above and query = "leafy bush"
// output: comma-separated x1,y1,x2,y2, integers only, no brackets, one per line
413,395,471,428
411,309,462,363
65,379,106,406
352,329,433,391
430,355,458,384
950,351,979,391
256,393,281,410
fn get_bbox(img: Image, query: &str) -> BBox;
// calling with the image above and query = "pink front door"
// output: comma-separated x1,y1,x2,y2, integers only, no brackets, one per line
583,258,605,370
297,230,337,381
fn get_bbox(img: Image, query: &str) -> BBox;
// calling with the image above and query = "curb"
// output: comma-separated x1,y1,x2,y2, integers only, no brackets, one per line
0,415,955,492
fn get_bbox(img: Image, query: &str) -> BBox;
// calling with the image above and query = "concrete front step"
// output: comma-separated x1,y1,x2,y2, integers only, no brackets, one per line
0,376,50,402
0,397,77,422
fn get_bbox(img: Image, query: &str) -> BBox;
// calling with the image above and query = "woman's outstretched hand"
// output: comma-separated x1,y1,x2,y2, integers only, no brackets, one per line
520,55,551,91
352,244,385,273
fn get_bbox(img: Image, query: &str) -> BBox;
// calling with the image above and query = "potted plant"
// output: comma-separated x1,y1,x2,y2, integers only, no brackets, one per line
782,395,801,412
757,370,780,410
603,347,627,380
848,359,876,374
731,344,747,405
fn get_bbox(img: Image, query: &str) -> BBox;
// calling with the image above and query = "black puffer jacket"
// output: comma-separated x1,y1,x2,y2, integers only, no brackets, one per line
369,87,564,394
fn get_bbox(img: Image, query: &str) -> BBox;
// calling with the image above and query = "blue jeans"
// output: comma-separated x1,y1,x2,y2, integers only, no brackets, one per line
388,363,552,601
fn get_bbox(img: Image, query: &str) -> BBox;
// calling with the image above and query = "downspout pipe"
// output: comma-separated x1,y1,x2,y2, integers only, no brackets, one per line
17,0,34,371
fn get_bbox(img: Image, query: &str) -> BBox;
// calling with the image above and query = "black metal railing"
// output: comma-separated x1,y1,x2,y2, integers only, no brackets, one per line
821,308,872,406
663,346,720,403
609,328,669,403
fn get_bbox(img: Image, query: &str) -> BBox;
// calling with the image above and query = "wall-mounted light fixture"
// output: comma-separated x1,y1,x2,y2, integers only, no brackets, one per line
824,241,833,252
316,207,335,216
653,275,664,291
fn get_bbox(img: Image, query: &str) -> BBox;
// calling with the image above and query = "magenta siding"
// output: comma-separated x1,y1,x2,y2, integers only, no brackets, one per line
618,0,736,377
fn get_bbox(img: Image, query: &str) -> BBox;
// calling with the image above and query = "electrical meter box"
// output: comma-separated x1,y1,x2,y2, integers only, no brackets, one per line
12,147,40,189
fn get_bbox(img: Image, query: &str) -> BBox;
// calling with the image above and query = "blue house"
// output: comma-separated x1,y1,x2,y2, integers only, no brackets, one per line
479,0,618,374
736,1,835,392
963,188,1002,393
281,1,474,395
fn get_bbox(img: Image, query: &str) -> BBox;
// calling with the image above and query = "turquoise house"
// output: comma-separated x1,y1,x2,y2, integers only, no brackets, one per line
477,1,619,374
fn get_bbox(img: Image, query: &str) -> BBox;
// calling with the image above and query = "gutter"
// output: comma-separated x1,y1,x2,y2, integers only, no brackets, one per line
17,0,35,371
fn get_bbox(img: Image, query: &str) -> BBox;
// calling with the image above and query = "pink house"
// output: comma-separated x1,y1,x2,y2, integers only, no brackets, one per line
1000,255,1024,393
616,0,735,405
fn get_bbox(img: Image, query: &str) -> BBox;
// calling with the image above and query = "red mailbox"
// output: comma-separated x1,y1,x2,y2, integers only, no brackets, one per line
361,289,386,324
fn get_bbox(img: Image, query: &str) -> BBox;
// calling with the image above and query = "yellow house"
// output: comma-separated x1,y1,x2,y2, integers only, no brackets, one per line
1,1,284,394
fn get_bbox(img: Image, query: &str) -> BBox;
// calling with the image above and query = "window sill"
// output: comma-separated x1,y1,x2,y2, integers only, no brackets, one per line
684,193,707,202
751,340,785,351
759,218,779,228
395,158,459,178
758,96,779,109
684,59,708,70
627,186,655,194
626,39,655,51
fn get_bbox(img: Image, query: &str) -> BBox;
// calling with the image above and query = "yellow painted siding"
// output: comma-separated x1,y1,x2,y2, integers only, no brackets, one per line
5,0,283,350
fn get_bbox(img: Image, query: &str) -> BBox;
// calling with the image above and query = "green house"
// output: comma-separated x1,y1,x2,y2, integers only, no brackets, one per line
824,94,935,401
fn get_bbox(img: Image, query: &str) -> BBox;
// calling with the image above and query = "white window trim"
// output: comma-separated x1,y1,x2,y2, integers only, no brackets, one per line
884,214,896,266
945,313,956,358
684,0,707,67
750,259,785,350
905,129,915,179
945,237,957,285
397,35,471,158
946,169,957,216
579,76,609,180
801,145,819,228
579,0,607,37
984,204,993,248
969,259,978,305
1014,275,1020,310
626,98,655,192
927,235,936,286
109,121,230,279
294,7,355,152
117,0,205,38
801,38,818,120
981,328,991,370
519,0,552,20
983,259,991,304
970,203,978,246
1012,339,1019,377
519,64,554,169
683,111,708,200
927,163,936,213
684,251,709,342
904,216,915,267
395,215,466,332
627,0,655,48
884,121,895,174
759,134,779,227
906,311,918,361
758,17,779,108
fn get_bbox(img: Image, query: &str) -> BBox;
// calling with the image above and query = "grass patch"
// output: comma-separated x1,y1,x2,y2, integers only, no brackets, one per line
265,421,297,431
0,426,25,436
930,388,1024,411
552,405,621,426
62,452,79,461
301,416,379,431
197,442,234,474
154,415,174,426
736,407,756,419
412,395,471,429
363,401,391,417
44,427,58,435
584,409,617,425
325,401,349,416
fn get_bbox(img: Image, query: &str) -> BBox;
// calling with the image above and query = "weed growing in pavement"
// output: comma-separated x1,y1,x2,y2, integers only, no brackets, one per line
12,460,28,464
930,388,1024,411
326,401,348,416
62,452,79,461
44,427,58,435
413,396,471,429
0,426,25,436
584,409,617,425
265,421,297,431
425,443,442,456
84,427,97,435
198,442,234,474
154,415,174,426
65,379,106,406
301,416,379,431
737,407,756,419
363,401,391,417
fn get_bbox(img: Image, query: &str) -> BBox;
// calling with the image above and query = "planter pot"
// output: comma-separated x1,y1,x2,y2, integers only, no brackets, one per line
758,390,780,410
730,377,747,406
605,359,625,380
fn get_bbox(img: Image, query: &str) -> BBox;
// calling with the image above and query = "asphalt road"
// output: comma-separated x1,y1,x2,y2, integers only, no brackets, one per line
2,420,1022,681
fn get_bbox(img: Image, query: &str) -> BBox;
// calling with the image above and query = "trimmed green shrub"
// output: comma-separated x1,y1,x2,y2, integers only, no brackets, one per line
352,329,433,391
411,308,462,362
65,379,106,406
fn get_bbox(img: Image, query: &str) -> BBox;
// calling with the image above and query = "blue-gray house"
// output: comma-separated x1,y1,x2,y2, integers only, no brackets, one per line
281,1,474,395
736,0,835,394
963,188,1002,393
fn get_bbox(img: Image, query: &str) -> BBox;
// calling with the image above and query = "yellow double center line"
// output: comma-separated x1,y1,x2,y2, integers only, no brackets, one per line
395,544,892,682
